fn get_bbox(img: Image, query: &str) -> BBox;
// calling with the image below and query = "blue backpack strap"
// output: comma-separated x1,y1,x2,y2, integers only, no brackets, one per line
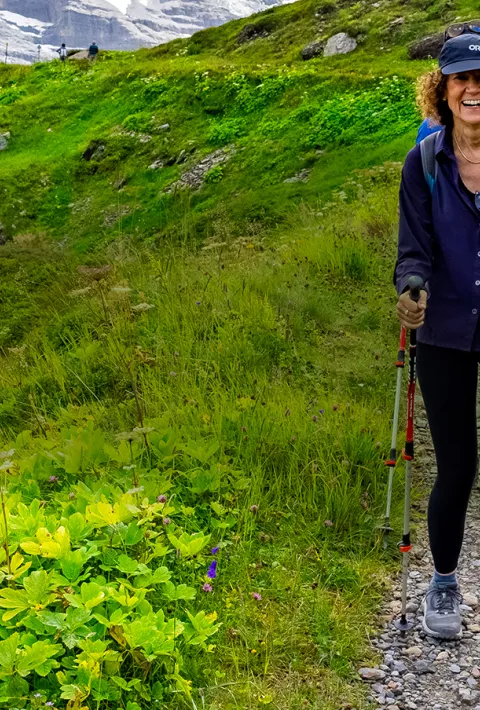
419,131,440,194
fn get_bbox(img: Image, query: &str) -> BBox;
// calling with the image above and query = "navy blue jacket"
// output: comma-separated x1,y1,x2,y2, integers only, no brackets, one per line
395,127,480,351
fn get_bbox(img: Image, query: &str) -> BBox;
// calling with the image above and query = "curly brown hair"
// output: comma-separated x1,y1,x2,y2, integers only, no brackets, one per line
416,70,453,129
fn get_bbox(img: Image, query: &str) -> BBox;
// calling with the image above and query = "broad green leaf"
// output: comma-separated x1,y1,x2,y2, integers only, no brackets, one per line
116,554,138,575
152,566,171,584
167,531,211,559
125,521,143,545
67,512,88,541
0,633,18,673
39,611,65,629
23,569,50,603
211,501,226,516
16,640,61,677
0,589,29,620
0,675,29,701
80,582,106,609
60,548,88,582
162,581,196,602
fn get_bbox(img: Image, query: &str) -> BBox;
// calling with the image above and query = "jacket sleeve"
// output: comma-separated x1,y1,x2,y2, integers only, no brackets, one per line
394,144,434,296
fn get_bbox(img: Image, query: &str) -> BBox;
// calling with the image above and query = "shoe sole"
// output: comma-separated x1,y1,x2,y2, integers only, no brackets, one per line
421,598,462,640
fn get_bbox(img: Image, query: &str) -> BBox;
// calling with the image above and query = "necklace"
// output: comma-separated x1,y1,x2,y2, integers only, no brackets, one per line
453,132,480,164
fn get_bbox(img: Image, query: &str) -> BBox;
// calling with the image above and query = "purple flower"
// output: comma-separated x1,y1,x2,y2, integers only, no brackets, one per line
162,517,171,526
319,409,325,414
196,301,201,305
211,546,219,555
202,583,213,592
207,560,217,579
157,494,167,503
49,475,59,483
252,592,262,600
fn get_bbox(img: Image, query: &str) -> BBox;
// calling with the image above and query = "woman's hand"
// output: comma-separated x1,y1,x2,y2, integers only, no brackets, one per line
396,289,427,329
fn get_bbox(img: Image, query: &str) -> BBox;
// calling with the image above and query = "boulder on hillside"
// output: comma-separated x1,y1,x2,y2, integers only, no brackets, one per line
0,132,10,151
237,21,272,45
408,33,444,60
324,32,357,57
301,41,325,60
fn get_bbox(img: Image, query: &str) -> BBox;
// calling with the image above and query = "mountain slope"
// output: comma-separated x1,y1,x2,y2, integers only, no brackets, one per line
0,0,296,64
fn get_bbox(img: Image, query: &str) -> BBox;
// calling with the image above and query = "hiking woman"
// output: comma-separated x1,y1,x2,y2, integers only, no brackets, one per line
395,28,480,639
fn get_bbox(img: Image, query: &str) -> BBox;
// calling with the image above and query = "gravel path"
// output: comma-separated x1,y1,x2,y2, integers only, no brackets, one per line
360,397,480,709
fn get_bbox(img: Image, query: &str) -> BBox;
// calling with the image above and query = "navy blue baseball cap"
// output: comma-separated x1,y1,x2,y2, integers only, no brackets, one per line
439,33,480,74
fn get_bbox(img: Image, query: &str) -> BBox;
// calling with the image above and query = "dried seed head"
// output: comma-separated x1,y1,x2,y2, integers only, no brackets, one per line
77,265,113,281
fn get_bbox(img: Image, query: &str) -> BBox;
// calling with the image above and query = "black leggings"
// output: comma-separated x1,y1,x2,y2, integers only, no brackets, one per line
417,342,479,574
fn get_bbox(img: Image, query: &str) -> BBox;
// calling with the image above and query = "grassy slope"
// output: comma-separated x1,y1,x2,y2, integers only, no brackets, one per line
0,0,475,708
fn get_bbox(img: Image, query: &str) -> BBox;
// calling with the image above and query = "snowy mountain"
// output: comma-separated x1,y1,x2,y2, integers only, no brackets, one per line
0,0,297,65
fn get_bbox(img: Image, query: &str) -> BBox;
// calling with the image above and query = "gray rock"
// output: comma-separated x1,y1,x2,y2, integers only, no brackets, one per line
0,132,10,151
408,33,444,60
414,659,434,674
451,664,462,674
323,32,357,57
359,667,386,681
301,40,325,61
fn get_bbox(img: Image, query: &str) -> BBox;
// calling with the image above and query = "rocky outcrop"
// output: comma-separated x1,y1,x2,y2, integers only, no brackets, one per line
0,132,10,151
301,40,324,60
165,146,236,192
408,33,444,60
323,32,357,57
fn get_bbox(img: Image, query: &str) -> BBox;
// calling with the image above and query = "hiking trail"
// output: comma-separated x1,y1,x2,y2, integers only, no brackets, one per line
360,396,480,709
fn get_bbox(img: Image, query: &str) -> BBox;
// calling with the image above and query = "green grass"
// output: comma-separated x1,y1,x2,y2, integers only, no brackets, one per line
0,0,458,705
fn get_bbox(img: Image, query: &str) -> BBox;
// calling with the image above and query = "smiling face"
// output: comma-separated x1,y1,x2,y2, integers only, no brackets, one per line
446,69,480,126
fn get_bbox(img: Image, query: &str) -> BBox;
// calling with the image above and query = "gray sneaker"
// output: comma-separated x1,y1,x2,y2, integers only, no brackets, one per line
422,585,463,639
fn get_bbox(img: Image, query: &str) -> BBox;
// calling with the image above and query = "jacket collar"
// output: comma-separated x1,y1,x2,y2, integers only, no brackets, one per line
435,126,455,161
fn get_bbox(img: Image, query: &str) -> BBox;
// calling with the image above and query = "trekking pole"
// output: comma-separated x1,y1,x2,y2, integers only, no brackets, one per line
394,274,423,635
382,324,407,548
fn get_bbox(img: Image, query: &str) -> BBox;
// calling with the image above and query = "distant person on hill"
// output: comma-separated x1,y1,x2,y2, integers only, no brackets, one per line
88,42,99,63
395,26,480,640
56,43,68,63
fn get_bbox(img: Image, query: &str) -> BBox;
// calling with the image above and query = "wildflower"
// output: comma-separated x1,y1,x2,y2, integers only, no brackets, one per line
207,560,217,579
34,693,42,698
49,475,59,483
77,265,113,281
131,302,155,313
202,583,213,592
211,546,219,555
249,504,259,513
252,592,262,600
324,520,334,527
312,415,318,422
116,431,139,442
169,371,177,377
242,426,247,432
332,404,339,411
69,286,92,297
319,409,325,415
195,301,201,305
162,517,171,526
68,492,75,499
46,704,54,708
157,494,167,503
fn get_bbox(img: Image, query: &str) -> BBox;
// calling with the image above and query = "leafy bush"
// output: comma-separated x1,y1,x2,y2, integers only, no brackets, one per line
204,165,224,184
0,425,232,707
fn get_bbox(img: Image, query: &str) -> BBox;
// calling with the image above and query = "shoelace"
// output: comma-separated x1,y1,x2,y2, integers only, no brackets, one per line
426,587,463,615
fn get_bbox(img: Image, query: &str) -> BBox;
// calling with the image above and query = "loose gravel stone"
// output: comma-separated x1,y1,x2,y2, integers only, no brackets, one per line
359,395,480,710
359,667,386,681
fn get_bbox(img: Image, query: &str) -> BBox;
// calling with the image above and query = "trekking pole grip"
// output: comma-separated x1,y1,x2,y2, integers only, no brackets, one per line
408,275,424,303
